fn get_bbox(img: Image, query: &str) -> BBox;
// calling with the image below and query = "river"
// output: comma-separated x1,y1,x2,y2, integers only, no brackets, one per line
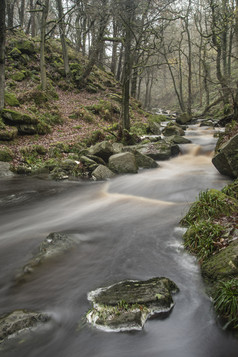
0,124,238,357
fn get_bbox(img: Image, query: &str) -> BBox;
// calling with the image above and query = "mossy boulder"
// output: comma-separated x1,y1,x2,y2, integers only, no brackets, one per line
109,152,138,174
162,123,185,137
212,133,238,178
148,121,161,135
87,277,179,331
88,141,114,162
14,39,35,55
0,310,50,344
202,240,238,280
92,165,115,181
137,141,180,161
2,109,38,126
4,92,20,107
0,126,18,141
166,135,191,144
0,162,14,177
176,112,192,125
0,147,14,162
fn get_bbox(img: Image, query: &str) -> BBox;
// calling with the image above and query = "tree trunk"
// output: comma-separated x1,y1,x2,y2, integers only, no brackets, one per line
7,0,14,29
110,19,118,74
40,0,49,91
0,0,6,110
19,0,25,28
121,0,134,131
56,0,70,78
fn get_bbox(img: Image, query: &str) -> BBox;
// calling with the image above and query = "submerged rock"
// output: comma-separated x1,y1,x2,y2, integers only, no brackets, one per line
86,277,179,332
15,232,78,282
0,310,50,344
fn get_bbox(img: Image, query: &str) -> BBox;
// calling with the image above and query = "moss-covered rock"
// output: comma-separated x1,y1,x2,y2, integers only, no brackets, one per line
0,147,14,162
2,109,38,126
13,39,35,55
109,152,138,174
92,165,115,181
87,277,179,331
176,112,192,125
0,126,18,141
212,133,238,178
4,92,20,107
162,123,185,137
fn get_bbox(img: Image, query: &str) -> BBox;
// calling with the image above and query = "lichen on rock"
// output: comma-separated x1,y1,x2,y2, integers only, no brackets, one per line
86,277,179,332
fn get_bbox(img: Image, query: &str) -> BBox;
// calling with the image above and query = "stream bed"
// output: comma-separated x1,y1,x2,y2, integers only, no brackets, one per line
0,125,238,356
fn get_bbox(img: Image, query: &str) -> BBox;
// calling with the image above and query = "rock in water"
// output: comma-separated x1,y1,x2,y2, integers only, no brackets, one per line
86,277,179,332
0,310,50,344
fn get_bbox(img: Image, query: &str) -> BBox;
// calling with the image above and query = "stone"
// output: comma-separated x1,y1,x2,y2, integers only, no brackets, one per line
162,124,185,137
202,240,238,280
87,277,179,331
11,71,25,81
109,152,138,174
176,112,192,125
14,40,35,55
92,165,115,180
149,121,161,135
137,141,180,161
2,109,38,126
166,135,191,144
80,155,98,172
88,141,114,162
134,151,159,169
0,310,49,344
212,133,238,178
15,232,78,283
0,162,14,177
0,126,18,141
18,124,38,135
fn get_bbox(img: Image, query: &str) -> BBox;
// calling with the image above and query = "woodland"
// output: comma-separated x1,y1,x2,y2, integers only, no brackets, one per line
0,0,238,345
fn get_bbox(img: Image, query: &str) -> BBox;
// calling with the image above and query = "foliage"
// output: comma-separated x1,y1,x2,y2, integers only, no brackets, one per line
130,122,149,136
180,189,238,227
213,279,238,329
221,179,238,201
184,220,224,260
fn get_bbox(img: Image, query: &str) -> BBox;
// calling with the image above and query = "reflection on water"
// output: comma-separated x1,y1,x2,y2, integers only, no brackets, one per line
0,126,237,357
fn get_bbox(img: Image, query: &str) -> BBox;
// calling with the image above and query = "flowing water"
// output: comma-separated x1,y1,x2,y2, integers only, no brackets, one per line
0,125,238,357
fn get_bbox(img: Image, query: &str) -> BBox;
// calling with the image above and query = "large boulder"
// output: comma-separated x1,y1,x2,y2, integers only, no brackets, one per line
0,310,49,344
212,133,238,178
1,109,38,126
137,141,180,160
166,135,191,144
88,141,114,162
92,165,115,180
176,112,191,125
162,124,185,137
86,277,179,331
148,121,161,135
0,126,18,141
109,152,138,174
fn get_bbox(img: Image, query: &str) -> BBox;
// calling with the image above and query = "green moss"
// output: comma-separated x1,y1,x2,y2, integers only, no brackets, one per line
86,100,120,121
0,126,18,141
4,92,20,107
0,147,14,162
11,71,25,81
2,109,38,125
69,106,94,123
130,122,149,136
13,39,35,55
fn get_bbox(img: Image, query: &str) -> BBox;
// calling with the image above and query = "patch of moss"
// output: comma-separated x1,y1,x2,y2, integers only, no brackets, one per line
4,92,20,107
11,71,25,81
69,106,94,123
0,147,14,162
86,100,120,122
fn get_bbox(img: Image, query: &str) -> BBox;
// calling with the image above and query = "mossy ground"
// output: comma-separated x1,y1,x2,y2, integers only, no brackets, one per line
0,30,163,176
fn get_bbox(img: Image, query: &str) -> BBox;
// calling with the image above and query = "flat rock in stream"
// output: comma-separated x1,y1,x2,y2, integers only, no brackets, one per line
87,277,179,332
15,232,78,283
0,310,50,344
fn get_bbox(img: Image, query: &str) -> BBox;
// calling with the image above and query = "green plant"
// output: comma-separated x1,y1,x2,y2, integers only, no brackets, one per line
221,179,238,201
213,279,238,329
183,220,224,260
180,189,237,226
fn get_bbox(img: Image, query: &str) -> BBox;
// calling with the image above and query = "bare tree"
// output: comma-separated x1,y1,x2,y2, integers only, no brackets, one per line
0,0,6,110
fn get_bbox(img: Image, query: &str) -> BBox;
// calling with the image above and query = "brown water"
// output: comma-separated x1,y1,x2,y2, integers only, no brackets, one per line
0,125,238,357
